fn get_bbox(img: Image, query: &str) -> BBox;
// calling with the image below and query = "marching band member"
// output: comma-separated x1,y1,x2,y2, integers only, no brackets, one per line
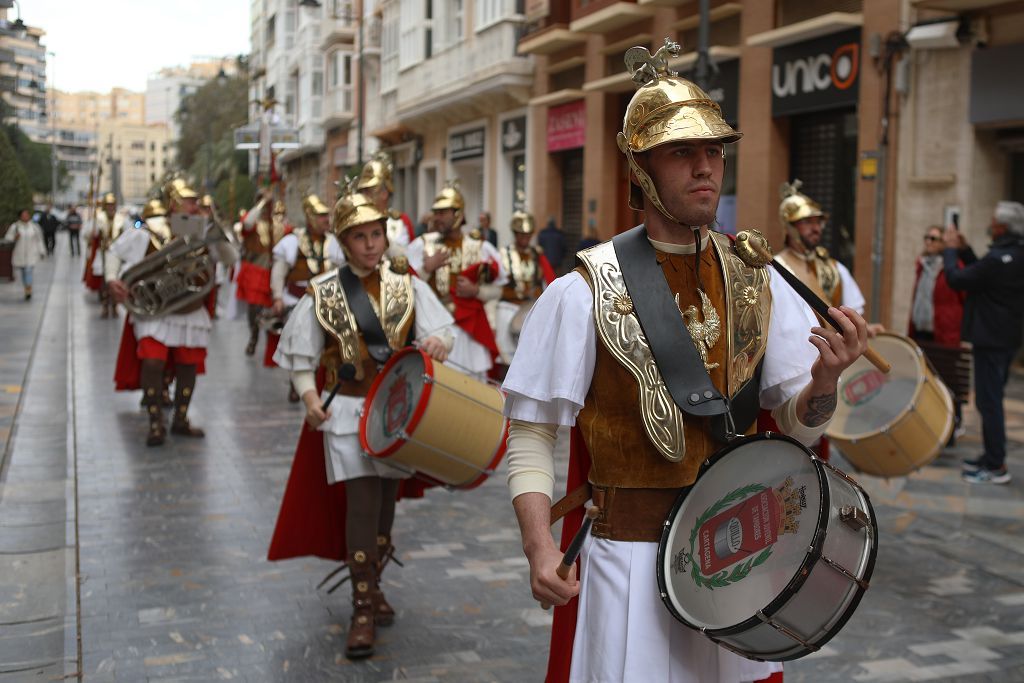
84,193,125,318
495,210,555,366
357,151,416,258
268,193,339,399
406,181,507,378
107,179,225,447
236,192,290,357
502,41,869,683
268,187,455,660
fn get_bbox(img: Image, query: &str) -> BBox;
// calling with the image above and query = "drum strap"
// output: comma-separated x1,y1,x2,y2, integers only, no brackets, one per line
338,265,392,364
612,226,728,418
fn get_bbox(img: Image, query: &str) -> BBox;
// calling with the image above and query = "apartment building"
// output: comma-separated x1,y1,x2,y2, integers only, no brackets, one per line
96,121,171,206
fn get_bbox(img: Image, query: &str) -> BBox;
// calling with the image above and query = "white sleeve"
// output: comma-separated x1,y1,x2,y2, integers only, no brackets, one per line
108,228,150,269
770,392,830,447
272,233,299,266
406,236,426,275
270,258,289,301
506,420,558,502
501,271,596,426
411,275,456,350
480,240,508,287
836,261,866,314
759,267,819,410
272,295,324,371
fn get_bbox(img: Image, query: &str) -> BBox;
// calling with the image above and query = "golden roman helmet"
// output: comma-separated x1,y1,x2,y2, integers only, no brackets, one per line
142,199,167,219
431,179,465,227
779,179,827,228
302,193,330,225
101,192,117,206
617,38,742,222
357,150,394,194
332,185,387,239
164,176,198,208
510,210,536,235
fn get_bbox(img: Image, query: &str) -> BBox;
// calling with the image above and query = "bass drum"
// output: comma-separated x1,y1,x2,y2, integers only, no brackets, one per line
359,347,508,489
657,434,877,661
827,333,954,477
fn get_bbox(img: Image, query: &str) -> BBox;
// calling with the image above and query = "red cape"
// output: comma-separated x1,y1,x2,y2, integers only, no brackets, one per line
451,258,501,360
546,429,783,683
539,253,556,286
263,331,280,368
398,212,415,243
267,370,431,562
235,260,273,307
83,235,103,291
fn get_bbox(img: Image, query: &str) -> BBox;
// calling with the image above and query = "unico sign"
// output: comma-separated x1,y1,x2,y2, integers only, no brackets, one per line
771,29,861,117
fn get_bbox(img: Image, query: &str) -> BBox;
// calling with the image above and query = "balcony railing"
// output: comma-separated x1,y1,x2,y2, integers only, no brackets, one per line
322,15,357,49
323,86,354,128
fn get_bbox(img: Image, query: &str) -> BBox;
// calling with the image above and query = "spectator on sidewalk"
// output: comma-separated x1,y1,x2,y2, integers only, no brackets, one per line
909,225,967,442
944,201,1024,484
38,205,59,256
477,211,498,247
5,208,46,300
64,205,83,257
576,220,600,253
537,216,566,275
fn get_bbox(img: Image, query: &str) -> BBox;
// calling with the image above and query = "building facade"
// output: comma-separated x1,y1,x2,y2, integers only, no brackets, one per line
96,122,171,207
0,9,47,141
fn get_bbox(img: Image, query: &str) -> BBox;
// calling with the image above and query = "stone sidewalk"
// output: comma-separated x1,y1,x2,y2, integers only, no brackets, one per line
1,243,1023,682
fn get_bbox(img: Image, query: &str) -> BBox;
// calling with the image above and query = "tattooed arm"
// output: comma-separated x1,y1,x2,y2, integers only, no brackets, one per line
800,390,838,427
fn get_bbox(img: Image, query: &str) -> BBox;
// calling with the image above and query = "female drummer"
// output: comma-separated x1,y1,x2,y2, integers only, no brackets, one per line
268,187,455,659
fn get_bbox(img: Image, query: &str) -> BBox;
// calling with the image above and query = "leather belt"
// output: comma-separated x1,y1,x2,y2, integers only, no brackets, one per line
590,486,681,543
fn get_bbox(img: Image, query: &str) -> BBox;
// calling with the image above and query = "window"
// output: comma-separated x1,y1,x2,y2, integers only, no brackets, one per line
399,0,426,70
329,51,352,87
312,70,324,96
475,0,507,30
266,14,277,48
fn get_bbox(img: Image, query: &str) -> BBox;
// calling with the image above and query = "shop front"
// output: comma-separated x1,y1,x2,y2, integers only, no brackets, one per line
547,100,586,252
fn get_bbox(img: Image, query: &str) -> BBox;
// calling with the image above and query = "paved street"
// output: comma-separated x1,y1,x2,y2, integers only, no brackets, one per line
2,240,1024,682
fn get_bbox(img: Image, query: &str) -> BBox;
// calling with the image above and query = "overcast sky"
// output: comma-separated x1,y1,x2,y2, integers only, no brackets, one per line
22,0,250,93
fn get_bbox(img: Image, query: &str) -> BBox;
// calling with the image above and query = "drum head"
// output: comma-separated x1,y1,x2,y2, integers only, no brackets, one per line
659,436,825,631
360,349,430,457
828,334,923,440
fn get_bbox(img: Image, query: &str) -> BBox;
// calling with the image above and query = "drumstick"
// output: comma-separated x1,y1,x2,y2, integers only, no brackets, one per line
321,364,356,411
765,257,891,374
541,507,600,610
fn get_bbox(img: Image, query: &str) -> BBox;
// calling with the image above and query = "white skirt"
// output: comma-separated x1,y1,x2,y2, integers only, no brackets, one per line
571,537,783,683
447,326,493,378
495,300,521,365
320,393,409,484
132,308,212,348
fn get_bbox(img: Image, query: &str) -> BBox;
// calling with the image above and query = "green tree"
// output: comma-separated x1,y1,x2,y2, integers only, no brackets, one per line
0,101,69,197
0,127,34,227
175,61,250,178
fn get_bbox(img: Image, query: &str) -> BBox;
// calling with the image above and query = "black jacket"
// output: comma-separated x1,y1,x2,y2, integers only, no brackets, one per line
943,234,1024,350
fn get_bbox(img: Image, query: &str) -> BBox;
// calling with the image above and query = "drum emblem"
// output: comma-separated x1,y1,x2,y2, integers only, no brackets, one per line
842,369,887,407
682,477,805,590
383,371,413,437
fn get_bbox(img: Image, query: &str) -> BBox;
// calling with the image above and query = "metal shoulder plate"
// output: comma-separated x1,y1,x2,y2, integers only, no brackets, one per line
378,262,415,350
578,241,686,462
310,270,360,367
708,232,772,395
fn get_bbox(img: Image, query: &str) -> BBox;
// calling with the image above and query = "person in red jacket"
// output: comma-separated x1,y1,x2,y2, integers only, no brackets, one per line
909,224,966,440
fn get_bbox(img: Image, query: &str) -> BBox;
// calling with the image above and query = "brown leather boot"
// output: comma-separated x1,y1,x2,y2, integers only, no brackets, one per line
373,535,397,626
140,359,166,447
169,364,205,438
345,549,377,659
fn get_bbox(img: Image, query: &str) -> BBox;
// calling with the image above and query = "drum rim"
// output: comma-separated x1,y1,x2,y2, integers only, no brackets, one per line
358,347,433,458
656,434,830,637
827,332,929,440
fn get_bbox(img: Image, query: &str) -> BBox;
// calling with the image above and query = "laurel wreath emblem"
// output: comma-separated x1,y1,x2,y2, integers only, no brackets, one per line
688,483,773,590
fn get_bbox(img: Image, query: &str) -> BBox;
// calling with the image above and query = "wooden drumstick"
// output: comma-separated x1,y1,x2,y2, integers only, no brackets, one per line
541,507,600,611
746,238,890,374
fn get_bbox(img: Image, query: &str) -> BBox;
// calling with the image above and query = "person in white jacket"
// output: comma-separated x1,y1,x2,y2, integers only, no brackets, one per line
6,208,46,300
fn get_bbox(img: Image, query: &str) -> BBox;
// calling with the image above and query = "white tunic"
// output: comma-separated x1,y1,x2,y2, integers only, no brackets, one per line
836,260,866,314
88,212,127,276
273,274,456,484
109,222,213,349
502,261,819,683
386,215,411,257
271,231,341,306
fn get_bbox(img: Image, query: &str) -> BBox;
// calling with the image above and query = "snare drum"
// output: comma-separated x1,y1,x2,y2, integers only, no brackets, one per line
359,347,508,489
827,333,954,477
658,434,877,661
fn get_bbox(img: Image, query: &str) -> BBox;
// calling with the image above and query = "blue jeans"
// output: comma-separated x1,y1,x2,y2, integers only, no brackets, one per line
974,347,1016,470
17,266,33,289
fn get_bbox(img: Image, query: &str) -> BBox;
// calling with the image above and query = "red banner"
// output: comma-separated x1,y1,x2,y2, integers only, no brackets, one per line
547,100,585,153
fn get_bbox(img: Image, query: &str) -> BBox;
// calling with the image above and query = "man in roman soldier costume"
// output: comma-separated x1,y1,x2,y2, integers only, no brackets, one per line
357,151,415,258
84,192,125,318
502,40,869,683
267,185,455,659
107,178,223,447
268,193,339,400
406,181,507,378
495,210,555,367
236,192,290,356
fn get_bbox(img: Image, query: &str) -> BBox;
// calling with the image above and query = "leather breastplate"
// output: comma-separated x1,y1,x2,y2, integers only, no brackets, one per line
287,230,333,285
502,246,542,301
777,247,842,307
425,233,484,302
576,232,771,486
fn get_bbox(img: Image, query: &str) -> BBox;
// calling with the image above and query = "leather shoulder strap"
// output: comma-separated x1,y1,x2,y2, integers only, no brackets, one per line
611,226,727,418
338,265,392,364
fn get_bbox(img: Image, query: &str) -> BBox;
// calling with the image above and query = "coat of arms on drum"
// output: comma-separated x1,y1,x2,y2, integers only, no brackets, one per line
675,477,806,590
383,370,413,438
841,368,888,407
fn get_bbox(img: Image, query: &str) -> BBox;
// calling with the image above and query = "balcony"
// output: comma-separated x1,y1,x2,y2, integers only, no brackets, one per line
362,16,382,57
394,22,533,124
569,1,653,34
321,15,357,50
323,86,354,129
517,25,587,55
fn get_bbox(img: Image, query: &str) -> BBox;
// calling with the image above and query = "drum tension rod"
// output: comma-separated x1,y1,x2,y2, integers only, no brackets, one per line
396,429,497,475
755,611,817,651
820,555,870,591
840,506,871,531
